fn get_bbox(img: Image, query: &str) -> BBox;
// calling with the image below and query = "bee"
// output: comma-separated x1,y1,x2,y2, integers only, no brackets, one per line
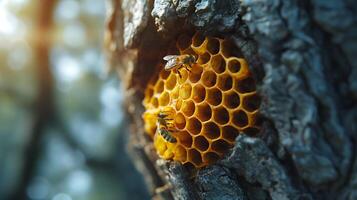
163,54,197,78
156,111,177,143
157,112,173,128
157,127,177,143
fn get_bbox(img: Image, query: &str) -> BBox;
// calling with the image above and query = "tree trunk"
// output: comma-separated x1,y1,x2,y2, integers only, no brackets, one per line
105,0,357,199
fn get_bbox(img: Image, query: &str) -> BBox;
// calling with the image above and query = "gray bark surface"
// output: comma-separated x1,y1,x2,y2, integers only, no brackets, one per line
105,0,357,199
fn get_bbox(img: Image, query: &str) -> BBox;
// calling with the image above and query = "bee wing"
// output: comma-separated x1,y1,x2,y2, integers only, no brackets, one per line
164,55,184,70
163,55,178,61
165,61,181,70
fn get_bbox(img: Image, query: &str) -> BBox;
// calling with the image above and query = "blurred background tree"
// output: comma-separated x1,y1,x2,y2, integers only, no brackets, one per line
0,0,149,199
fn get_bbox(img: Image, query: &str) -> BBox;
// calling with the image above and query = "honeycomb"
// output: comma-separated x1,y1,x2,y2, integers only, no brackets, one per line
143,33,261,168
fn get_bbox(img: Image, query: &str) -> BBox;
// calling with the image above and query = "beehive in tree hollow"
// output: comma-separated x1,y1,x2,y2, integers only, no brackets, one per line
143,33,261,168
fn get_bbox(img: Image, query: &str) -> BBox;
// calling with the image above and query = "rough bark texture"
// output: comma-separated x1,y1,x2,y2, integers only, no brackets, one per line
105,0,357,199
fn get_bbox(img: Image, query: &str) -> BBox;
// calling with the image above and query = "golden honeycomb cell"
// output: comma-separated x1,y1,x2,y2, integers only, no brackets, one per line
223,91,240,109
194,136,209,152
211,55,226,74
181,100,195,117
179,83,192,99
192,84,206,103
232,110,248,128
221,125,239,143
198,53,211,65
189,65,203,83
142,33,261,168
201,70,217,87
179,131,192,148
207,88,222,106
155,80,164,93
187,117,202,135
217,73,233,91
206,38,220,55
174,112,186,130
196,103,212,122
166,74,177,90
211,140,231,154
202,121,220,140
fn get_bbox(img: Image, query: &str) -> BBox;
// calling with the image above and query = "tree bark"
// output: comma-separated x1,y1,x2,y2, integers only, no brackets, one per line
105,0,357,199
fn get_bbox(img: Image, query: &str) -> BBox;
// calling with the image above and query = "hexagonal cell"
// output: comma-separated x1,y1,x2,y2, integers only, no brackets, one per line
206,38,220,55
178,70,189,84
242,93,261,112
201,70,217,88
166,74,177,90
187,117,202,135
221,39,242,58
203,152,220,164
151,97,159,108
175,98,182,110
202,122,220,140
211,54,226,74
189,65,203,83
183,162,196,171
181,100,195,117
242,127,260,136
196,103,212,122
177,131,193,148
188,149,203,167
192,32,205,48
193,136,209,152
217,74,233,91
174,145,187,162
170,86,180,99
177,34,192,50
197,52,211,65
192,84,206,103
221,125,239,142
211,139,231,154
145,87,154,99
207,88,222,106
227,59,241,73
223,91,240,109
155,80,164,93
232,110,248,128
234,77,256,93
175,112,186,130
213,106,229,125
179,83,192,100
158,92,170,106
221,39,233,58
160,69,171,80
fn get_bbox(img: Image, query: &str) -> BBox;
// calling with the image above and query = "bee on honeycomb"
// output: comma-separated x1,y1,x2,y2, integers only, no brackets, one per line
163,54,196,78
143,33,261,168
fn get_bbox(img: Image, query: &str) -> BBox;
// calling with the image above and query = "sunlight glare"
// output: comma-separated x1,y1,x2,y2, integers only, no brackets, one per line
100,82,123,127
54,55,82,83
55,0,80,21
52,193,72,200
62,23,86,48
0,3,20,36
